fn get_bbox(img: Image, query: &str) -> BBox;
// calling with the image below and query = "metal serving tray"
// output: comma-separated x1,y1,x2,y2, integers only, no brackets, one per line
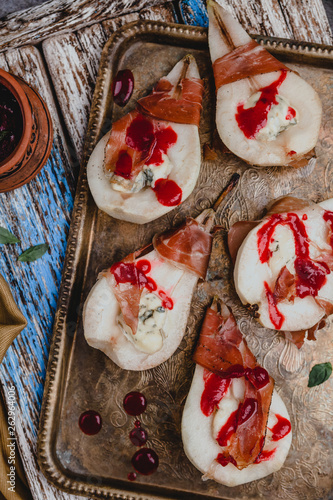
38,20,333,499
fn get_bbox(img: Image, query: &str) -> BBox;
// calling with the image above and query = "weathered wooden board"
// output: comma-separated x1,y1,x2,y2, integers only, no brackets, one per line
0,5,177,500
179,0,333,44
0,0,174,51
0,45,85,499
43,3,177,160
0,0,332,499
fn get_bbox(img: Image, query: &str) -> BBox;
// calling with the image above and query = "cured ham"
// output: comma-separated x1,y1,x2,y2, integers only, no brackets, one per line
207,0,322,167
137,76,203,126
182,298,292,486
192,298,274,469
87,55,203,224
83,177,238,369
213,39,289,89
153,217,213,279
83,209,216,371
233,196,333,337
104,111,178,180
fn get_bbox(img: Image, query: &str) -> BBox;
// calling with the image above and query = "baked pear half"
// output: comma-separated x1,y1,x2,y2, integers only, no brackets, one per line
182,298,292,486
233,197,333,333
207,0,322,167
87,55,203,224
83,211,213,370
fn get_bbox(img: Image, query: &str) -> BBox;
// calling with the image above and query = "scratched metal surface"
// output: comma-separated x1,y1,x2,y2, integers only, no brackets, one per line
0,1,332,500
38,16,333,500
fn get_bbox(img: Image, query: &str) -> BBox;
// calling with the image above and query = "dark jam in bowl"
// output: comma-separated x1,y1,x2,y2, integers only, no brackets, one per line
0,83,23,164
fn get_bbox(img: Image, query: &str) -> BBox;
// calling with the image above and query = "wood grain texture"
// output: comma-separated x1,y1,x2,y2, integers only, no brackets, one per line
43,3,177,160
0,47,83,500
1,5,177,500
0,0,332,499
0,0,173,51
179,0,333,44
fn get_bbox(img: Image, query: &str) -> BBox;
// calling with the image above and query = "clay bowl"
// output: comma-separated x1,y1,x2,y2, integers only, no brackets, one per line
0,68,53,193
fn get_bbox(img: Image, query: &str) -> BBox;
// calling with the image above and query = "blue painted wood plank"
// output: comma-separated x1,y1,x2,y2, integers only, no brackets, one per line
178,0,208,27
0,142,74,433
0,45,79,498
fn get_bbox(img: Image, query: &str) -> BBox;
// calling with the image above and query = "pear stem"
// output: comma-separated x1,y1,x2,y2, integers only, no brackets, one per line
213,173,240,211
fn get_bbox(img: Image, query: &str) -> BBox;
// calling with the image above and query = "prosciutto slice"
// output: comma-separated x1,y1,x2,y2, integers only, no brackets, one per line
104,111,176,180
104,110,142,178
107,245,154,335
213,39,289,90
153,217,213,279
228,220,258,264
138,77,204,127
193,298,274,469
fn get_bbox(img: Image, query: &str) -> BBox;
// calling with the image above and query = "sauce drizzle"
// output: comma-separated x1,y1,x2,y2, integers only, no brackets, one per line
270,414,291,441
254,448,276,463
216,410,238,447
257,212,331,328
112,112,181,206
111,259,173,310
201,372,231,417
153,178,182,207
235,70,290,139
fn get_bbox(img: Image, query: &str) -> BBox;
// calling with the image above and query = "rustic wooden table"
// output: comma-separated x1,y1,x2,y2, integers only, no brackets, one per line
0,0,332,498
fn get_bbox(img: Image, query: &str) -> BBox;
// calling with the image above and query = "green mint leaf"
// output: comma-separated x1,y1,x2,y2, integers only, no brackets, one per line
308,362,332,388
0,226,20,244
18,243,49,262
0,130,10,142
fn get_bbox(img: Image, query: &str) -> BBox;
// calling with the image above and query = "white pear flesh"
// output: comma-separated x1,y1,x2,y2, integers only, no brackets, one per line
207,1,322,167
234,200,333,331
182,365,292,487
87,57,201,224
83,250,198,370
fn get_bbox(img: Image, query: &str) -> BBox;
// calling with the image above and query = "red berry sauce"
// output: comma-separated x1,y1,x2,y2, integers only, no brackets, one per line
216,453,237,467
158,290,174,310
245,366,270,390
123,392,147,416
127,472,137,481
285,107,296,120
264,281,285,330
129,425,148,446
113,111,181,206
254,448,276,463
0,83,23,163
257,212,331,329
237,398,257,426
114,150,132,178
200,372,231,417
123,392,160,479
111,259,173,310
131,448,159,475
78,410,102,435
152,178,182,207
270,414,291,441
112,69,134,107
235,70,290,139
216,410,238,447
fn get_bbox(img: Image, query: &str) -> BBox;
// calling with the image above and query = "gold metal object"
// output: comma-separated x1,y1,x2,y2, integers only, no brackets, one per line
37,20,333,499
